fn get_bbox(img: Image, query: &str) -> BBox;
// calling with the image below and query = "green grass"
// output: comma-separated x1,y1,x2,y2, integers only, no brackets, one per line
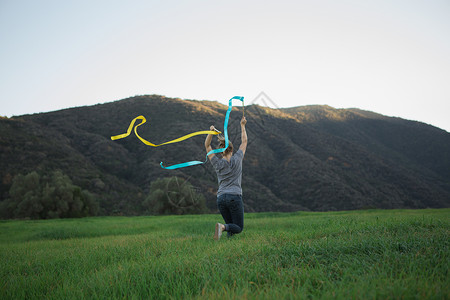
1,209,449,299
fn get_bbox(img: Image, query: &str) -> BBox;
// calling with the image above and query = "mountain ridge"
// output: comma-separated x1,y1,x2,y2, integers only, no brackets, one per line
1,95,449,217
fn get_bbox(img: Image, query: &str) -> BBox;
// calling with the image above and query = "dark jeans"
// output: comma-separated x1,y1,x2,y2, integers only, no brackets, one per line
217,194,244,237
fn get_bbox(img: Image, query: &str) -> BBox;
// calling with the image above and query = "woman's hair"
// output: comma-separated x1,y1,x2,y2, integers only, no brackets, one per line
217,135,233,156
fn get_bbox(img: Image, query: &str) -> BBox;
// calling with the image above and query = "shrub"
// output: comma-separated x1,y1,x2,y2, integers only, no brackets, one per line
143,176,207,215
0,171,99,219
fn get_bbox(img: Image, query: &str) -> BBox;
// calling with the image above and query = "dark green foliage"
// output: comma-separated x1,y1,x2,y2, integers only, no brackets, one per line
143,176,207,215
0,171,98,219
0,95,449,218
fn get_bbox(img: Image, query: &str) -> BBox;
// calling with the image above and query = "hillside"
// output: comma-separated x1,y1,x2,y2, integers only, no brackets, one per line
1,95,449,217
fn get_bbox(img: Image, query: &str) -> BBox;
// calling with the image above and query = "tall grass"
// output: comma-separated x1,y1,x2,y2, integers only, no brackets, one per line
1,209,449,299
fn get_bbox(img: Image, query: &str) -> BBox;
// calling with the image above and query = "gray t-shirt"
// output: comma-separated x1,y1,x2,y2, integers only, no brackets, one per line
210,149,244,197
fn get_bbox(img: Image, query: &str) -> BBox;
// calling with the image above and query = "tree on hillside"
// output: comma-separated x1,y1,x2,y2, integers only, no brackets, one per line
143,176,208,215
6,171,42,219
0,171,99,219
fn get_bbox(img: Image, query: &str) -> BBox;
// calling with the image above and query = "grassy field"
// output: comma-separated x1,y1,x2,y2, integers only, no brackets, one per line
1,209,449,299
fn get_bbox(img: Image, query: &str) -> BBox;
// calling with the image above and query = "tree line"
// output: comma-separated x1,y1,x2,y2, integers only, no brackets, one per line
0,172,207,219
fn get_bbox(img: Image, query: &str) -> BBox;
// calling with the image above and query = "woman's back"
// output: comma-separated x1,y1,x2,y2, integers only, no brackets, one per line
210,149,244,196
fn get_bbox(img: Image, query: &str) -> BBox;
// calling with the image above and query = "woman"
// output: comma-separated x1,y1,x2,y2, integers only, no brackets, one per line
205,116,247,240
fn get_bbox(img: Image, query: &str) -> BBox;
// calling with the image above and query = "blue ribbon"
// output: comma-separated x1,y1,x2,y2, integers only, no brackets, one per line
160,96,244,169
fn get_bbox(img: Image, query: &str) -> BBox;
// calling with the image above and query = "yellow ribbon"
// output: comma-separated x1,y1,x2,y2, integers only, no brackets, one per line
110,115,221,146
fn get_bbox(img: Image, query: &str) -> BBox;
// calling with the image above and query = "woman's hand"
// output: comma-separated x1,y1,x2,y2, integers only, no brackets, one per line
240,117,247,126
210,125,216,131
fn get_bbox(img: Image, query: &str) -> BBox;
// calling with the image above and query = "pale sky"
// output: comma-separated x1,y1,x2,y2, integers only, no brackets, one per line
1,0,449,132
